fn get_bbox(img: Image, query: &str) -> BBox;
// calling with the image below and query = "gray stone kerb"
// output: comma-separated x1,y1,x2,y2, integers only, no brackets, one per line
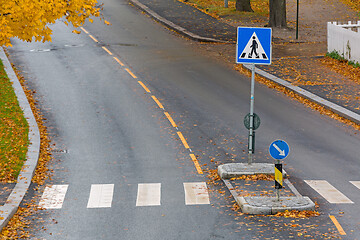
237,196,315,215
0,48,40,231
218,163,288,179
243,64,360,125
129,0,229,43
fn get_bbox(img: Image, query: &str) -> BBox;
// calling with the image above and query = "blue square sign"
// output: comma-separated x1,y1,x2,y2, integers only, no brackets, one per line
236,27,272,65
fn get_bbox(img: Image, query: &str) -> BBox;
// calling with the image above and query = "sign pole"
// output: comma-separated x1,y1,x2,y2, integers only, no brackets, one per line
270,140,289,201
296,0,299,39
275,160,282,201
248,63,255,164
236,27,271,165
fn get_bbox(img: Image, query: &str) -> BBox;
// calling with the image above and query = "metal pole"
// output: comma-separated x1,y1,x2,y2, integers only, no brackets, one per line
296,0,299,39
276,160,280,201
248,64,255,164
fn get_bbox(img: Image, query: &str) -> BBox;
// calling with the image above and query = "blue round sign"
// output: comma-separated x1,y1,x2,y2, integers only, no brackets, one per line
269,140,290,160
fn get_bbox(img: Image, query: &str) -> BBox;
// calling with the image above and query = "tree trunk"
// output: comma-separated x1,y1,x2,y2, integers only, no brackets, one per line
236,0,253,12
268,0,287,28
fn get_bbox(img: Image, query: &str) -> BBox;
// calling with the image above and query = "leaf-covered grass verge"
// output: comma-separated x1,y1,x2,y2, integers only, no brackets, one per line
339,0,360,14
1,54,52,239
0,59,29,183
178,0,269,20
326,50,360,68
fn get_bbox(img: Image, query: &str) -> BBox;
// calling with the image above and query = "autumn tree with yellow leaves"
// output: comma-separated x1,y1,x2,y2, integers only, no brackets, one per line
0,0,104,46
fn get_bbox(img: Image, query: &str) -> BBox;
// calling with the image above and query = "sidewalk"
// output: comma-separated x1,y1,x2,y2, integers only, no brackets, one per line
131,0,236,42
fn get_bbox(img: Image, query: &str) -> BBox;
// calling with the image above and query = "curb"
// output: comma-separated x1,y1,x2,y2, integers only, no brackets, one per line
129,0,229,43
223,179,315,215
0,48,40,231
243,64,360,125
218,163,288,179
237,196,315,215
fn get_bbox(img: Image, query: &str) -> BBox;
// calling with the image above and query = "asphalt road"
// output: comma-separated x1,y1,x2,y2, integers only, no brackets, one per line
7,0,360,238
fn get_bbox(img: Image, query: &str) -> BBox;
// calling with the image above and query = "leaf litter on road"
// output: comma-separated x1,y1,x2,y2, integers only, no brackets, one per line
1,54,53,239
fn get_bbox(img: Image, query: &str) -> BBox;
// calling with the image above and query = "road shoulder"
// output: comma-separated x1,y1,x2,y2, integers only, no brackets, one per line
0,48,40,232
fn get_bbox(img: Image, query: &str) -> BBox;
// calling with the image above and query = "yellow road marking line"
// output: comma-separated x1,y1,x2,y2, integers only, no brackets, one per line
190,154,203,174
125,68,137,78
164,112,177,128
88,34,98,43
151,95,164,109
329,215,346,235
177,131,189,149
138,81,151,93
80,27,89,34
113,57,124,66
102,46,113,55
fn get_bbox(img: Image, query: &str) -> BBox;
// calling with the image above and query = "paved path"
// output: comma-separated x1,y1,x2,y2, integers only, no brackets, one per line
132,0,236,42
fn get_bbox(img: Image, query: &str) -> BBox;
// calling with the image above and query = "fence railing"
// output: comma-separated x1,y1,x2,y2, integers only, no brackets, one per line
327,21,360,63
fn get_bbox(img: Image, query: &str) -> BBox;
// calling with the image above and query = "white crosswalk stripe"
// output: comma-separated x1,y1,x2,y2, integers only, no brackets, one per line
184,182,210,205
136,183,161,206
350,181,360,190
39,185,68,209
87,184,114,208
304,180,354,204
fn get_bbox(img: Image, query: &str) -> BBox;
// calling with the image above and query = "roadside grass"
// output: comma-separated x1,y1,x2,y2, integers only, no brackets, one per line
322,51,360,85
1,54,52,239
340,0,360,13
181,0,358,21
178,0,269,20
326,51,360,68
0,59,29,183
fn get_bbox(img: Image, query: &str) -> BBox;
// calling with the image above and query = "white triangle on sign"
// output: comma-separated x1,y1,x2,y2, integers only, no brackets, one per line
239,32,268,60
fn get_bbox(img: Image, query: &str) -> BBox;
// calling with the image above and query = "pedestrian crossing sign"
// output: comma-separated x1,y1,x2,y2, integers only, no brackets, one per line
236,27,272,65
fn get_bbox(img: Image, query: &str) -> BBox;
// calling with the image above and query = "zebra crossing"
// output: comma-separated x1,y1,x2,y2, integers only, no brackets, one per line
39,182,211,209
39,180,360,210
305,180,360,204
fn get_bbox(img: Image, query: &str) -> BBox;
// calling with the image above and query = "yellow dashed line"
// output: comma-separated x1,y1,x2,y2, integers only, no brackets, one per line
190,154,203,174
177,131,189,149
79,29,200,175
80,27,89,34
329,215,346,235
88,34,98,43
151,95,164,109
138,81,151,93
125,68,137,78
164,112,177,128
113,57,125,66
102,46,113,55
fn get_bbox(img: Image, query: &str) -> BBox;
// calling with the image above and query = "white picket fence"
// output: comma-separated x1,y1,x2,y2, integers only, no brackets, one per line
327,21,360,63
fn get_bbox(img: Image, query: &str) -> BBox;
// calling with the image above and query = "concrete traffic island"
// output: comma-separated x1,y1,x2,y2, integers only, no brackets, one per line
218,163,287,179
237,196,315,215
218,163,315,215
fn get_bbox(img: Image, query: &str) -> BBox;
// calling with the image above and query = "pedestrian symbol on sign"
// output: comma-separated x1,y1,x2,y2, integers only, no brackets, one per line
239,32,268,61
249,36,259,58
